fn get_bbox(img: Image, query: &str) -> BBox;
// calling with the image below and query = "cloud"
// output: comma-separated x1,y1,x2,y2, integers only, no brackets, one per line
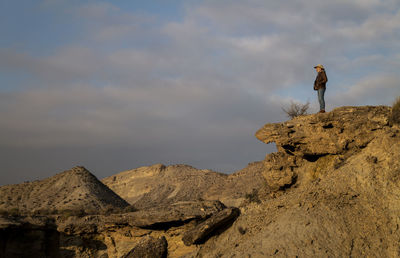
330,74,400,106
1,0,400,184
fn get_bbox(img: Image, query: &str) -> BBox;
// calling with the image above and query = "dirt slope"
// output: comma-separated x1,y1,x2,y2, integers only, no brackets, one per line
0,166,129,213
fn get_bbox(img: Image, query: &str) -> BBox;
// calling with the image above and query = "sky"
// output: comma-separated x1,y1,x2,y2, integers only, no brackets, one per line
1,0,400,185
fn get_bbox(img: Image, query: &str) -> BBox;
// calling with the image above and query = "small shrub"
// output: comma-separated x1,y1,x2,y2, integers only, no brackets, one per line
282,101,310,119
8,208,20,217
31,209,57,216
122,205,138,213
59,209,86,218
0,209,8,216
83,208,98,215
238,226,246,235
390,97,400,126
245,189,261,204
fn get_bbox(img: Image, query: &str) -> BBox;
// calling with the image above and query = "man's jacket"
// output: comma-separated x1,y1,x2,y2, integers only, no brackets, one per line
314,70,328,90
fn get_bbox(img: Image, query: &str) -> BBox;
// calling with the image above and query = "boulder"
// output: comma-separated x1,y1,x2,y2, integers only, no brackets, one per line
182,207,240,246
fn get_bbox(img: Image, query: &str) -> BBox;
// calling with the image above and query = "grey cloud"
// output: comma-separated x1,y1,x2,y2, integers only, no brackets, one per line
0,84,281,185
330,74,400,107
2,0,400,185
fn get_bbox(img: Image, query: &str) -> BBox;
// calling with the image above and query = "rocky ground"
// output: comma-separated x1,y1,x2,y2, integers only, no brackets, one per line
1,105,399,257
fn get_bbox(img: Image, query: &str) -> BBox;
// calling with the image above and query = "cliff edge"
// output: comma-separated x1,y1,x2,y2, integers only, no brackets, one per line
196,106,400,257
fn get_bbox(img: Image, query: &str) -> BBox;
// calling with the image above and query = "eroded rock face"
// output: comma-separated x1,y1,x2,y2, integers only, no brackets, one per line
262,152,298,191
255,106,392,189
256,106,391,157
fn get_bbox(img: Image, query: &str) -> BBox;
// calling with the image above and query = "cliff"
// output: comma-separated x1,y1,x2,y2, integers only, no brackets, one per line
196,106,400,257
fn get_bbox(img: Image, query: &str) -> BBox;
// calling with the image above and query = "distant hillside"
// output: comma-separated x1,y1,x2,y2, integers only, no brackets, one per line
102,162,266,209
0,166,129,213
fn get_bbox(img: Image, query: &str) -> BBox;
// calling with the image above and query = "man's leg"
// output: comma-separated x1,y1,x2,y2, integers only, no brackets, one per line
318,88,326,112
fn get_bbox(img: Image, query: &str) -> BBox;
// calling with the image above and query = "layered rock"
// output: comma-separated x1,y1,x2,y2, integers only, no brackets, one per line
255,106,392,190
0,201,237,257
256,106,390,156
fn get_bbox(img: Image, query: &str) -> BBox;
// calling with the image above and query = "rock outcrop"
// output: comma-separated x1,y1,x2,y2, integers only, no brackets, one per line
195,106,400,257
255,105,391,190
0,201,236,257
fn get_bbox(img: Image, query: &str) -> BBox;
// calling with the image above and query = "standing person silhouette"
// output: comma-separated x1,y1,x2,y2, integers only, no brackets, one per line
314,64,328,113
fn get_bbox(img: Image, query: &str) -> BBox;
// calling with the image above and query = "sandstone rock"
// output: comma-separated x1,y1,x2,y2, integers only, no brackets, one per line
182,207,240,246
256,106,393,190
262,152,297,190
108,200,226,229
57,200,226,234
122,236,168,258
255,106,391,157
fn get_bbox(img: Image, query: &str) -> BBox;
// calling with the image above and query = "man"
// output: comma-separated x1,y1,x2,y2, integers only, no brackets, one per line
314,64,328,113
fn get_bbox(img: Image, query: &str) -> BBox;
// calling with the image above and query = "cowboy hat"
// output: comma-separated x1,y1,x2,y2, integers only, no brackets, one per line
314,64,324,69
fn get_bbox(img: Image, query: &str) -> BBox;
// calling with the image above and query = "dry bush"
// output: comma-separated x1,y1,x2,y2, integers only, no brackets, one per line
59,209,86,218
101,205,138,215
31,209,58,216
282,101,310,119
390,97,400,126
0,209,9,217
123,205,138,213
245,189,261,204
6,208,20,217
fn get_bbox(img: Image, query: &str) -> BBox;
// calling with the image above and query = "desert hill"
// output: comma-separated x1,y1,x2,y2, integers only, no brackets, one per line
0,166,129,213
102,162,265,209
102,164,227,209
